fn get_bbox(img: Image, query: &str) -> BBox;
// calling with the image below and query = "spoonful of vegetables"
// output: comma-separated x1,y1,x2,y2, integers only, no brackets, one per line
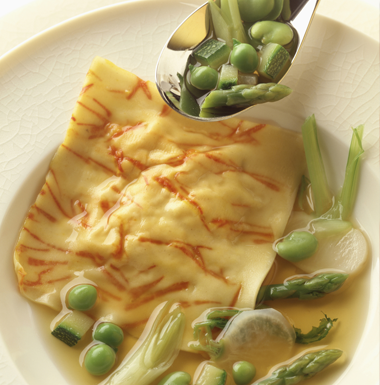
156,0,320,120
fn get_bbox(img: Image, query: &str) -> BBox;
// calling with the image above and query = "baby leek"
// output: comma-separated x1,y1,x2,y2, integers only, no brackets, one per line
208,0,248,48
101,302,185,385
301,115,332,217
328,125,364,220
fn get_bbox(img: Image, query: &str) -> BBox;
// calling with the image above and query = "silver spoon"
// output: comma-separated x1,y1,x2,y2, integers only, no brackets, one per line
155,0,320,121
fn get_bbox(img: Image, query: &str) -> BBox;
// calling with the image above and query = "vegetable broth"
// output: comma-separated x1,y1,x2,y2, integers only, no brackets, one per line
31,252,370,385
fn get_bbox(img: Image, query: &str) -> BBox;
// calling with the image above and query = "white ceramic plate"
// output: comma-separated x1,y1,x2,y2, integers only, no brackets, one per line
0,1,378,385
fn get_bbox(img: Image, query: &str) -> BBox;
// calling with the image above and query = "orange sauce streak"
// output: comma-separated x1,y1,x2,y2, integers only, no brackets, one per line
124,155,147,171
75,250,103,266
27,213,37,222
23,227,69,253
160,104,171,117
88,156,115,175
71,116,76,121
47,275,72,284
136,264,156,274
111,185,121,194
138,237,227,282
77,101,109,123
112,224,125,259
33,204,57,222
17,244,50,252
229,284,242,307
45,182,70,218
80,83,93,95
153,176,206,221
125,281,189,310
100,200,111,213
121,318,150,329
22,268,53,287
110,264,129,284
49,169,60,189
127,78,152,100
99,266,126,291
93,98,111,117
88,70,101,81
111,122,144,139
129,276,164,300
62,144,115,175
97,287,122,301
40,190,46,195
28,257,68,266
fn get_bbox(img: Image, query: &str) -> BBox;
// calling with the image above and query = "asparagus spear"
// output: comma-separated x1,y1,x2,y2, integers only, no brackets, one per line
256,273,349,303
255,349,343,385
200,83,292,114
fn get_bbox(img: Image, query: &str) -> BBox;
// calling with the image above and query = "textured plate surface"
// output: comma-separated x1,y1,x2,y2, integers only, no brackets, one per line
0,1,378,384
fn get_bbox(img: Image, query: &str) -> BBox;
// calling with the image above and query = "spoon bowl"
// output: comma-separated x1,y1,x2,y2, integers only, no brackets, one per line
156,0,320,121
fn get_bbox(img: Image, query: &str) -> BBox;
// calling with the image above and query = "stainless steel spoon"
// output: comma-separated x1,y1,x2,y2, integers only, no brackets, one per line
156,0,320,121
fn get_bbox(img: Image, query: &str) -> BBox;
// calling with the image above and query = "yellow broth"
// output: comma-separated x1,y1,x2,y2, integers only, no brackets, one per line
31,252,370,385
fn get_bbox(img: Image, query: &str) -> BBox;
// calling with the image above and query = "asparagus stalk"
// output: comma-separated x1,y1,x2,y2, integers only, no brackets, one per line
255,349,343,385
201,83,292,111
256,273,349,303
301,115,333,217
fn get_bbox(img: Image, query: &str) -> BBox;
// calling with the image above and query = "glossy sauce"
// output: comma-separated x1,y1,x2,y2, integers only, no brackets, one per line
31,250,370,385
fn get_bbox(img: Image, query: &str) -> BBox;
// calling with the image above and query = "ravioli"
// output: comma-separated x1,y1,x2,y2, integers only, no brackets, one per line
14,57,306,349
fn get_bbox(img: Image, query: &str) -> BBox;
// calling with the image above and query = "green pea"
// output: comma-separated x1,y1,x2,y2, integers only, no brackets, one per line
84,344,116,376
93,322,124,348
237,0,275,23
230,43,258,73
190,66,219,90
277,231,318,262
232,361,256,385
250,21,293,46
158,371,191,385
68,284,97,311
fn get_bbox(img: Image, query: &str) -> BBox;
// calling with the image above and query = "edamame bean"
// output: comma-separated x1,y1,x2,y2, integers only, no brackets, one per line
232,361,256,385
84,344,116,376
237,0,275,23
158,371,191,385
68,284,97,311
277,231,318,262
230,42,258,73
93,323,124,348
190,66,219,90
250,21,293,46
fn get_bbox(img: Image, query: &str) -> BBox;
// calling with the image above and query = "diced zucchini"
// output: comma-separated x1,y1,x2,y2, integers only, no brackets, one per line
194,39,231,69
218,64,238,89
195,363,227,385
238,73,258,86
51,310,94,347
257,43,290,80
